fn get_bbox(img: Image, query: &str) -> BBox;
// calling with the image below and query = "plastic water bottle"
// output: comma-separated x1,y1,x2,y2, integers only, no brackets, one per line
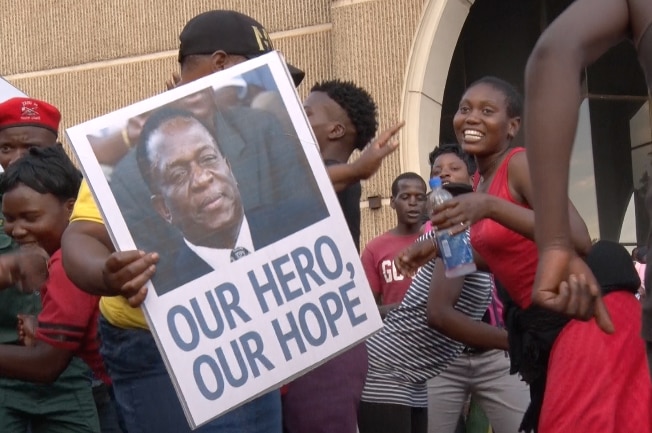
429,176,476,278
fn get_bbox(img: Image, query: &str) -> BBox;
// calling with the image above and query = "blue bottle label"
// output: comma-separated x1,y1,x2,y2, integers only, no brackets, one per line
436,229,474,270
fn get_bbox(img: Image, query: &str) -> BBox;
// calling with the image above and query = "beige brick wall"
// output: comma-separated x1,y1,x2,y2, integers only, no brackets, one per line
0,0,331,75
1,0,430,250
331,0,428,247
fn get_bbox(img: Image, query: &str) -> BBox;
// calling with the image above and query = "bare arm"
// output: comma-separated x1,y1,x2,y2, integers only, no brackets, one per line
61,221,115,296
427,260,508,350
0,342,72,383
525,0,629,252
394,233,490,278
61,221,157,306
88,115,147,167
523,1,627,333
0,248,48,292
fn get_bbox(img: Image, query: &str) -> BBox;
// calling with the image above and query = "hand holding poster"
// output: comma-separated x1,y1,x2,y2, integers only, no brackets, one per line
66,52,383,429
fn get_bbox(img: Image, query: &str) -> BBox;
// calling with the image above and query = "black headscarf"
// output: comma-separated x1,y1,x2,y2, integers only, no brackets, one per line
586,240,640,295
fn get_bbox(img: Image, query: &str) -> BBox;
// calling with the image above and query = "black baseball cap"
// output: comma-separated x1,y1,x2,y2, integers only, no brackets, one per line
178,10,305,86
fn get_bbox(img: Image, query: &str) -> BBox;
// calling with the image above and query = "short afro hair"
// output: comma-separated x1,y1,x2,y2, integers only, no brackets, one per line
468,76,523,119
428,143,476,174
391,172,425,198
311,80,378,151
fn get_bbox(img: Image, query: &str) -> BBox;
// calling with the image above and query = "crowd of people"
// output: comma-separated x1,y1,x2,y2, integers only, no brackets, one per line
0,2,650,432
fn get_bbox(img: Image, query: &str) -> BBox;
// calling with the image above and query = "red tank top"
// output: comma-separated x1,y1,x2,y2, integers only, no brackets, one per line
471,147,537,309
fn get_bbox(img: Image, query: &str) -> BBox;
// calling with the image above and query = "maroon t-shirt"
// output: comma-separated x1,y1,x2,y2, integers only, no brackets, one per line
36,249,110,384
361,231,421,305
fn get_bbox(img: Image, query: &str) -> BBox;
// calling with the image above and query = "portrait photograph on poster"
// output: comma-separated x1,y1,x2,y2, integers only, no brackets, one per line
66,52,383,429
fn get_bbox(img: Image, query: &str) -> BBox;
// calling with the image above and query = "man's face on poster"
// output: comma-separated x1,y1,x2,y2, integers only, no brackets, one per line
148,117,244,244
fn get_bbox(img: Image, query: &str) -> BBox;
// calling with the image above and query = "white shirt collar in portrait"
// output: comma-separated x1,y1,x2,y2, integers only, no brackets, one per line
184,217,254,269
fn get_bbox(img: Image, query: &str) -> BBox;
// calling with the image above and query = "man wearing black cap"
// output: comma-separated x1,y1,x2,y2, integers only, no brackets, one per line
89,9,305,167
176,10,304,87
94,9,394,191
175,12,399,192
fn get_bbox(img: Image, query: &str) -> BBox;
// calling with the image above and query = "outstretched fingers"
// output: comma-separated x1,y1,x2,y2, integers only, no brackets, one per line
373,121,405,150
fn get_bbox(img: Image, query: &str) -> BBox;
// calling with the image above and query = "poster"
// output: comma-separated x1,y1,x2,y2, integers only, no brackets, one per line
0,78,27,174
66,52,383,429
0,77,25,103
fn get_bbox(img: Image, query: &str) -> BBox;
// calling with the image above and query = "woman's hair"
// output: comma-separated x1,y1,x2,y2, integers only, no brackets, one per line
0,146,81,201
428,142,476,174
468,76,523,118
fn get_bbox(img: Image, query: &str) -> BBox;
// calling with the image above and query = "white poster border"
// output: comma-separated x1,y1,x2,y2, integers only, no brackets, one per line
66,52,382,429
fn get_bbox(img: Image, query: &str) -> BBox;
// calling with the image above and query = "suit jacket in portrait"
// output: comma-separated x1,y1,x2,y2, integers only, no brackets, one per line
152,203,294,295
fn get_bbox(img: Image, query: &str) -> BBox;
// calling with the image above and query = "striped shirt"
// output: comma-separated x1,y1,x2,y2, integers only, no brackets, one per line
361,234,493,407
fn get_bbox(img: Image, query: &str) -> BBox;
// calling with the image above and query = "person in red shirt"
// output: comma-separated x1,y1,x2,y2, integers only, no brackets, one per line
394,77,597,432
0,146,121,432
539,240,652,433
361,172,426,317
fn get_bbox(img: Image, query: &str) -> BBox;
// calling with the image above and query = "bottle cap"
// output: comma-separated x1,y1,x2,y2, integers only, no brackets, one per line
429,176,442,189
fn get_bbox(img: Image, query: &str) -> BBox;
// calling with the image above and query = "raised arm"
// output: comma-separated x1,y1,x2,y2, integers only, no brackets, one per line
525,0,629,254
525,0,628,332
508,151,592,256
328,122,403,192
0,247,49,292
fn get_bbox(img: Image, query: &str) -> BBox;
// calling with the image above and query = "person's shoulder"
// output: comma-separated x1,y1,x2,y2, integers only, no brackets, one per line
507,147,527,165
506,147,531,188
365,231,397,248
71,181,103,224
362,231,409,262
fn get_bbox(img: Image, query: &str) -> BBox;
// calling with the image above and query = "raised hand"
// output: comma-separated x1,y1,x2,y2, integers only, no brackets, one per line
165,71,182,91
352,121,405,180
102,250,159,307
17,314,37,347
394,236,438,277
11,245,50,293
532,247,614,333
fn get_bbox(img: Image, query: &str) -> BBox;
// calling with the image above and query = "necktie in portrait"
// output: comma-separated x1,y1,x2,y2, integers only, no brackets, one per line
230,246,251,262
